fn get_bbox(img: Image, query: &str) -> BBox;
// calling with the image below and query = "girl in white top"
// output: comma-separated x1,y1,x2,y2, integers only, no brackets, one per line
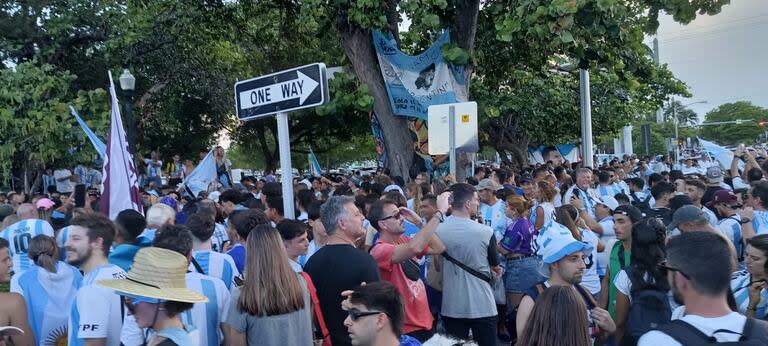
528,181,558,231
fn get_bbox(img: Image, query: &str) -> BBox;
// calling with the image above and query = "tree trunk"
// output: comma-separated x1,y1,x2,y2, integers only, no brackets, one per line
338,21,414,180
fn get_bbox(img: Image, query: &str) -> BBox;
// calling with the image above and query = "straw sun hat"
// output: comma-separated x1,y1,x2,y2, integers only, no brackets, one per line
97,247,207,303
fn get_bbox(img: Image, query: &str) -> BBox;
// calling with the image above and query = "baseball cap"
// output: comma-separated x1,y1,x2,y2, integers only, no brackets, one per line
36,198,55,210
597,196,619,212
537,222,593,264
519,174,534,184
667,205,708,231
383,184,405,196
475,179,502,191
706,190,738,208
207,191,221,203
614,205,644,223
706,166,724,183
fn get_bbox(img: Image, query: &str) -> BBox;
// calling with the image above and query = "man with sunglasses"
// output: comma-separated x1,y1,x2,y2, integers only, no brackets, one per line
639,232,768,345
367,193,449,342
344,282,420,346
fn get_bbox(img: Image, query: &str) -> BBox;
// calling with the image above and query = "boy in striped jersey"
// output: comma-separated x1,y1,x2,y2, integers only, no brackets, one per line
65,214,126,346
186,214,240,290
1,203,55,275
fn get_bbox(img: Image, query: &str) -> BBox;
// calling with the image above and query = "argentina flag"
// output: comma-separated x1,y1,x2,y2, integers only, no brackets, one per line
308,146,322,177
183,150,217,197
69,106,106,160
11,261,83,346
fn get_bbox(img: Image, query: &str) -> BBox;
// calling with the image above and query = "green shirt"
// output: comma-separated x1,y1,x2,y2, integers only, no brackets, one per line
607,240,631,319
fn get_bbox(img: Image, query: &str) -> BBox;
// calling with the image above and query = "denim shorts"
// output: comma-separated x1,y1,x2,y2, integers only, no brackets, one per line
503,256,545,293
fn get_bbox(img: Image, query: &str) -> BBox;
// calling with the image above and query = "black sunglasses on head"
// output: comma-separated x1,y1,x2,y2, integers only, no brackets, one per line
657,261,690,279
347,309,384,321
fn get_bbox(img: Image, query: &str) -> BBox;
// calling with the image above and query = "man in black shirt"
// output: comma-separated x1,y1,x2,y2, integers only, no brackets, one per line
304,195,380,346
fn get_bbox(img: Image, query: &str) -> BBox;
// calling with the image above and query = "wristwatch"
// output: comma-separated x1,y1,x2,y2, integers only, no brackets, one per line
740,218,752,224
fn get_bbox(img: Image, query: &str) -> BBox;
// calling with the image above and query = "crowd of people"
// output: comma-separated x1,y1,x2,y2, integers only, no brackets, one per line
2,144,768,346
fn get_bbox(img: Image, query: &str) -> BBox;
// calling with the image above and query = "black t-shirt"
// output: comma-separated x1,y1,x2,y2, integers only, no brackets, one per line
645,207,673,226
304,244,381,346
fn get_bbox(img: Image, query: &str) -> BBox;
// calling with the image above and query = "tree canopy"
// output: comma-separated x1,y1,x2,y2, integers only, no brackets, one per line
700,101,768,146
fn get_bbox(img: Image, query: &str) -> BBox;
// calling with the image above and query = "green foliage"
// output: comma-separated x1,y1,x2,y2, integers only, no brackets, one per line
664,100,700,126
700,102,768,146
0,63,109,180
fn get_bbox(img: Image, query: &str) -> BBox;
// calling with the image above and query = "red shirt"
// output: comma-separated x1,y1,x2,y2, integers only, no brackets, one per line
370,236,433,333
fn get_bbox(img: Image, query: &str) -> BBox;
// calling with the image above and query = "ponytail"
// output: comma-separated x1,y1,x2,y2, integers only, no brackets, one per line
28,235,59,273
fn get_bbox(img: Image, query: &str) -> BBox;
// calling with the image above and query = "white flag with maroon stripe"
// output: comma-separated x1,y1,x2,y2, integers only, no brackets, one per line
101,71,143,219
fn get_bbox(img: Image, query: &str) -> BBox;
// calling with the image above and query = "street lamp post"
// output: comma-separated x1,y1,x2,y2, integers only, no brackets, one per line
672,99,707,163
119,69,137,154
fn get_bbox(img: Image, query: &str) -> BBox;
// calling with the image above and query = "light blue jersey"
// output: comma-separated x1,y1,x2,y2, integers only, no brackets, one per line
752,210,768,235
190,250,240,290
12,261,83,346
731,270,768,319
597,184,621,198
1,219,55,275
479,199,511,241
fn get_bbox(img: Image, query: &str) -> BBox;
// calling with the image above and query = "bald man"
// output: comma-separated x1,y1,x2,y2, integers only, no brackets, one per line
15,203,37,220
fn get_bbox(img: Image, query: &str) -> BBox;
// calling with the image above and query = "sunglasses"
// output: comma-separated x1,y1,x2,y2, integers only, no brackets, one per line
657,261,690,279
380,210,403,222
347,309,384,321
123,296,160,314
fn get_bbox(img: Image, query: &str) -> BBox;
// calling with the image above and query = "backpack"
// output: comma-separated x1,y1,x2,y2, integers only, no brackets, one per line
657,317,768,345
630,192,652,213
622,288,672,345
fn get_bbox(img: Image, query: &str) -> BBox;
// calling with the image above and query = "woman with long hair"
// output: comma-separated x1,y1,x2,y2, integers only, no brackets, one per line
556,205,603,298
516,286,592,346
613,217,670,345
214,146,233,189
11,235,82,345
499,195,544,316
529,181,557,231
731,234,768,319
224,224,313,346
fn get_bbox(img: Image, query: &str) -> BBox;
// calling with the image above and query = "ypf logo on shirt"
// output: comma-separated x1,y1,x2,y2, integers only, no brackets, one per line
80,324,100,332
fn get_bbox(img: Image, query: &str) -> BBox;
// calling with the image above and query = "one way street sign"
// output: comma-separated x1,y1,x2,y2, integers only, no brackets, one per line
235,63,328,121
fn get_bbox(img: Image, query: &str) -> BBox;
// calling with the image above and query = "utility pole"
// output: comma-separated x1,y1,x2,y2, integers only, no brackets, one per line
653,37,664,124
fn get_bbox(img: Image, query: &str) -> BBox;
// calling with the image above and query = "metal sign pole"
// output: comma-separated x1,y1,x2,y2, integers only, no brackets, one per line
276,112,296,219
449,105,457,177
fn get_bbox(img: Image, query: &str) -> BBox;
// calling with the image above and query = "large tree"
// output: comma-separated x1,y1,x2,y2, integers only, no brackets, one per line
700,101,768,145
300,0,728,177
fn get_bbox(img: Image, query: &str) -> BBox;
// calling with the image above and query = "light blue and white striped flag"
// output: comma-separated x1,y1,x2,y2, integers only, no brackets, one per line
69,106,106,160
308,146,322,177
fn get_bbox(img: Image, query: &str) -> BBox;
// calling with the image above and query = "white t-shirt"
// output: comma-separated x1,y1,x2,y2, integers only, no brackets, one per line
190,250,240,290
596,217,615,276
613,269,678,308
68,264,127,346
1,219,55,275
579,228,601,295
638,307,747,345
54,169,74,193
479,199,511,241
732,177,750,190
531,201,556,230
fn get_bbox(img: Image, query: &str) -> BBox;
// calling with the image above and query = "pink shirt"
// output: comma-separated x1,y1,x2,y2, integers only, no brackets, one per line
371,237,433,333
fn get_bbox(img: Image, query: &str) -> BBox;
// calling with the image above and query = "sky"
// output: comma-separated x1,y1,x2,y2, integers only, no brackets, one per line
650,0,768,120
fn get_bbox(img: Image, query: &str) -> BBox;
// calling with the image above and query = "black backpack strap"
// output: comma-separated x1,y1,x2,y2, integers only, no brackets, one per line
574,284,597,309
658,319,714,344
742,317,768,341
630,192,641,203
190,257,205,274
442,252,492,283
